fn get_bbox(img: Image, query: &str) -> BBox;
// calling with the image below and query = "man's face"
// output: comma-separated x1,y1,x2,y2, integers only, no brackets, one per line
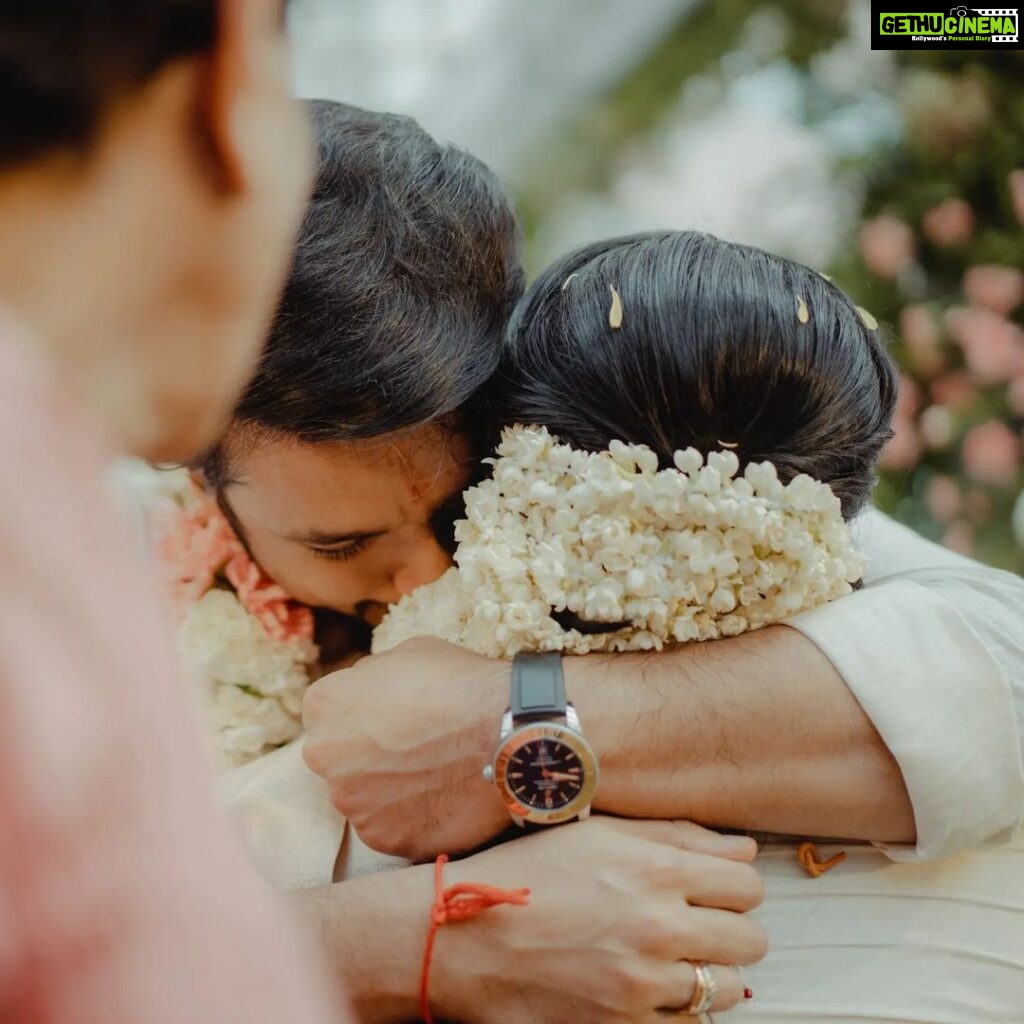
223,425,472,624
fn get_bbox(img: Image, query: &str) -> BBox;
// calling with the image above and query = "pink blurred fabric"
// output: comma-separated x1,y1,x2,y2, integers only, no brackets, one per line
0,318,348,1024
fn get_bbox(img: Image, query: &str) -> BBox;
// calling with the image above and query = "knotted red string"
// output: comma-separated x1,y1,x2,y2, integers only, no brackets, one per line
419,853,531,1024
797,841,847,878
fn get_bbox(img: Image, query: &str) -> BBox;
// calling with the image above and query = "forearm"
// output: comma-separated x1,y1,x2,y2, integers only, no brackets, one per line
295,871,430,1024
565,624,915,843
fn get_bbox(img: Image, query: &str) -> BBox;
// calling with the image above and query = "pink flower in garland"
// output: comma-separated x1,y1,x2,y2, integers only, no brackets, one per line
225,550,315,642
152,476,314,643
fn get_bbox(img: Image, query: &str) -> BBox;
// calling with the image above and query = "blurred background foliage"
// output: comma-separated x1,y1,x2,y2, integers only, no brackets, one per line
293,0,1024,572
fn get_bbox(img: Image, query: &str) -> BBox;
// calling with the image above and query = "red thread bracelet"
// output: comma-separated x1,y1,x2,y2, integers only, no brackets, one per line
419,853,531,1024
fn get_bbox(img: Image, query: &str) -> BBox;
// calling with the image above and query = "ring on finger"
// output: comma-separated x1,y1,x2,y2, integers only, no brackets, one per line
686,962,717,1015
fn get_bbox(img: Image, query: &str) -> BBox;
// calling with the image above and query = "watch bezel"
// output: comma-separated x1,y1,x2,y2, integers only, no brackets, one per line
491,720,599,825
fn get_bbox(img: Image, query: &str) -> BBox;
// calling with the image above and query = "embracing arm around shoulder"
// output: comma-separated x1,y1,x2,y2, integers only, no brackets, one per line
302,511,1024,861
572,509,1024,858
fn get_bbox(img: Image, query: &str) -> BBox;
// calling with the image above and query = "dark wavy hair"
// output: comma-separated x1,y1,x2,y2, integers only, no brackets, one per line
199,99,524,491
499,231,898,519
0,1,224,169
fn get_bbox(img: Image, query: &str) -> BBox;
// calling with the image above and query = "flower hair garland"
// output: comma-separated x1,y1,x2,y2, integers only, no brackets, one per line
149,471,318,769
374,426,865,658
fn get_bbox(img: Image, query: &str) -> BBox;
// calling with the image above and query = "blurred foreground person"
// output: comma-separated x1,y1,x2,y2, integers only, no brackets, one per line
0,2,347,1021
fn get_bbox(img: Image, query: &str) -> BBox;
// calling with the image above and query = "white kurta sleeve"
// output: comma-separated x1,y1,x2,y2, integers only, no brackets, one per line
787,508,1024,862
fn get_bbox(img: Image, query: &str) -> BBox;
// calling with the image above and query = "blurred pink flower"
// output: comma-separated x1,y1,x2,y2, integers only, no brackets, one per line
941,520,974,557
925,475,962,523
921,198,975,248
900,304,940,348
961,420,1021,486
964,487,994,524
895,374,923,417
880,413,923,470
945,306,1024,384
962,265,1024,316
930,371,978,412
899,304,944,377
919,404,954,449
1010,169,1024,227
859,215,916,279
1007,375,1024,416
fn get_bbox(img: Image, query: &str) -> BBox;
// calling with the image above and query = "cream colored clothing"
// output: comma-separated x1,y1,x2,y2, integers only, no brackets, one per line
727,836,1024,1023
220,740,403,888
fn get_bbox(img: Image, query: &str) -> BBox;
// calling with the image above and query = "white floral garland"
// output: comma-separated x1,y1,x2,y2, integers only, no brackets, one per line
374,426,865,658
145,467,319,770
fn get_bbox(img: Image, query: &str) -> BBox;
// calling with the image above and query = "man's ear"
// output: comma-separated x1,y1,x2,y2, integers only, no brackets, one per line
200,0,279,194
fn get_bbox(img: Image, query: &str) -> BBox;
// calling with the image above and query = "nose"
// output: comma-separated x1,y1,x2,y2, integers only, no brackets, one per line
392,531,454,599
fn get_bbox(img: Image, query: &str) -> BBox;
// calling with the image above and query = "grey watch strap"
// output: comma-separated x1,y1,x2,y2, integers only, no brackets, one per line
511,651,567,722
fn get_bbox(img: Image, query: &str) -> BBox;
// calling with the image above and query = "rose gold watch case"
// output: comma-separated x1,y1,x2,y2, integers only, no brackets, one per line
491,720,599,825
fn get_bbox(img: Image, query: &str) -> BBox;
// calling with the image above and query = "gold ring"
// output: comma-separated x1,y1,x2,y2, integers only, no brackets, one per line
686,962,716,1015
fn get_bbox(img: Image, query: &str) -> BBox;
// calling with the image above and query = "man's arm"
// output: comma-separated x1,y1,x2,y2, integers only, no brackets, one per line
565,623,914,841
303,511,1024,862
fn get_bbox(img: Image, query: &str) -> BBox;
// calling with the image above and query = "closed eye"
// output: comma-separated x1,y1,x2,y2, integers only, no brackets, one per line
309,536,373,562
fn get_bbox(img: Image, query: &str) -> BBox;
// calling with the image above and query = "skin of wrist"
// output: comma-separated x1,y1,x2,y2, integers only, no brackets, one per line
302,867,434,1024
561,650,695,814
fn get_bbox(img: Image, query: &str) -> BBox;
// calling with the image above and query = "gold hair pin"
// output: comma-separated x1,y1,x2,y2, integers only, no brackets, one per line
608,285,623,329
855,305,878,331
561,272,578,291
796,297,810,324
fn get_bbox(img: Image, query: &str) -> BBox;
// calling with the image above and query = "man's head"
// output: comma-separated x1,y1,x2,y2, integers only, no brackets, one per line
201,100,523,623
0,1,312,460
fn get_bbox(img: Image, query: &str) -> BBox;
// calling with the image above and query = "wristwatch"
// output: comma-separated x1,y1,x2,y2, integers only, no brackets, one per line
482,651,599,826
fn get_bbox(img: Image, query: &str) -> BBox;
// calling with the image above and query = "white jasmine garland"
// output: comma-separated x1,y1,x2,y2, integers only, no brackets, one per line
374,425,865,658
177,583,318,769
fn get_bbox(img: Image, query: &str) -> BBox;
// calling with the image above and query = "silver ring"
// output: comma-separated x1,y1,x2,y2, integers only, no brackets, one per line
686,962,717,1015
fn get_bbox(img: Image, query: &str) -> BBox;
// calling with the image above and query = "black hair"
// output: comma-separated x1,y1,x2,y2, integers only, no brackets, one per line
0,1,223,169
500,231,898,519
200,99,524,491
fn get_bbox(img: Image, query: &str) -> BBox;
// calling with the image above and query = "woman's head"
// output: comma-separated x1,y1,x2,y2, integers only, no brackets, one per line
500,231,898,519
200,100,523,623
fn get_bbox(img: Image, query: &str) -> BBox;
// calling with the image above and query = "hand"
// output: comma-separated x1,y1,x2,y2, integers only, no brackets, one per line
302,638,511,859
433,817,766,1024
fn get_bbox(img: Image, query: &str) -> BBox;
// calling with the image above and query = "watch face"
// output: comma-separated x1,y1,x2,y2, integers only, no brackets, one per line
493,722,598,823
507,738,585,811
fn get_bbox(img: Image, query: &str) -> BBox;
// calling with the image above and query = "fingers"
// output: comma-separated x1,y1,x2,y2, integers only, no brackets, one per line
646,961,746,1019
670,848,765,912
665,905,767,966
594,817,758,862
